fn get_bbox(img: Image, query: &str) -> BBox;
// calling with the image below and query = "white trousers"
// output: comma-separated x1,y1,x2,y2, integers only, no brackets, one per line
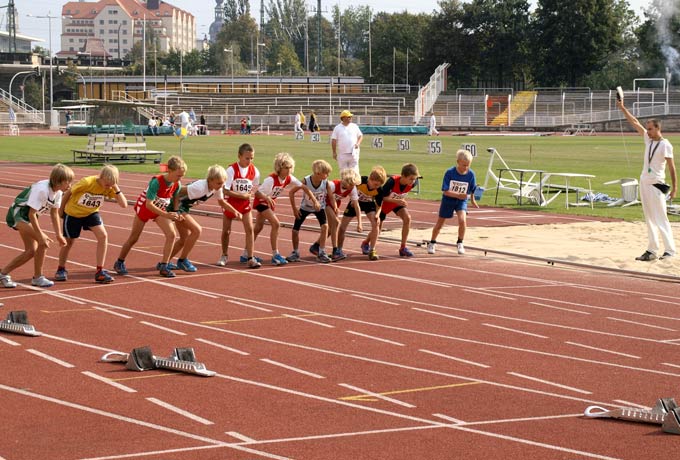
337,153,360,175
294,122,302,133
640,181,676,255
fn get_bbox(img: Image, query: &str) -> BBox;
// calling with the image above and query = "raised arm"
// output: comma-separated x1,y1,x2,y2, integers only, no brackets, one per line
617,99,646,136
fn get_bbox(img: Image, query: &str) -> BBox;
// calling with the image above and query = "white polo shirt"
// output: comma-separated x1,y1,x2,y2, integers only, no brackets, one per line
331,122,363,156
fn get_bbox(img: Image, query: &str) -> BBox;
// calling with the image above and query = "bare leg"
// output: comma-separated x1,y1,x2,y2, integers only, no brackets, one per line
241,211,255,258
155,217,177,263
89,225,108,267
220,215,233,257
430,217,447,242
456,210,467,241
117,216,146,260
176,215,201,259
1,222,38,276
396,208,411,247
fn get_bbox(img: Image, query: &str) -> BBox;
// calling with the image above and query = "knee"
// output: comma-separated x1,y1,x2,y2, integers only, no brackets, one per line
270,219,280,231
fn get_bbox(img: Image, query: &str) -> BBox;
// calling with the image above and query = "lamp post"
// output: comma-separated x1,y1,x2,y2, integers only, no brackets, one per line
78,51,92,98
27,12,56,126
256,42,265,93
117,22,124,61
224,48,234,92
368,13,372,78
277,61,282,93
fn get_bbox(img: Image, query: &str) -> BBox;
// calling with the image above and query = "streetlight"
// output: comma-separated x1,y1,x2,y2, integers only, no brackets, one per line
256,42,265,93
277,61,282,77
277,61,282,93
78,51,92,98
368,13,372,78
224,48,234,92
27,12,57,127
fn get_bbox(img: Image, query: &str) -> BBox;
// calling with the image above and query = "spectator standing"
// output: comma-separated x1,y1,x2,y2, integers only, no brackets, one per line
429,112,440,136
331,110,363,175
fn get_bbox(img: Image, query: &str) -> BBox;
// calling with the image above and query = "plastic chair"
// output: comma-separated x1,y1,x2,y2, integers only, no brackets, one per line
605,178,640,207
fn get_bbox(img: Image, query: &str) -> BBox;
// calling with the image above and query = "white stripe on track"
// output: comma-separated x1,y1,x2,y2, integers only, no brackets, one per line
92,307,133,319
346,330,405,346
412,307,468,321
195,338,249,355
139,321,186,336
81,371,137,393
26,348,75,368
260,359,325,379
419,349,490,368
507,372,592,395
338,383,415,408
281,314,334,328
606,316,676,331
483,323,548,339
0,336,20,346
146,397,214,425
565,341,640,359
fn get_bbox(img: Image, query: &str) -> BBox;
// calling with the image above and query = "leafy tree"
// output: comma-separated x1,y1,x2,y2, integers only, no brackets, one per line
224,0,251,22
217,13,260,70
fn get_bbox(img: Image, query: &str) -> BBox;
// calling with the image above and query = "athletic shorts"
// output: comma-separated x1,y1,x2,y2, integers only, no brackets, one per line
379,206,405,222
292,208,327,231
63,212,103,239
134,202,160,223
224,198,251,218
438,197,467,219
343,201,376,218
254,203,271,213
5,205,30,229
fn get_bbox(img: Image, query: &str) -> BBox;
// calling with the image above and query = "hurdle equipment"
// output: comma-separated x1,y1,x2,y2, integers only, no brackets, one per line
100,346,215,377
584,398,680,434
0,310,42,336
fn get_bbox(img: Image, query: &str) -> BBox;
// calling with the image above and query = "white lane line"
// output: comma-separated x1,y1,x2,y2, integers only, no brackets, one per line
529,301,591,315
78,445,226,460
26,349,75,368
139,321,186,336
351,293,400,305
432,413,465,424
81,371,137,393
661,338,680,343
462,289,516,301
229,300,273,313
195,338,249,355
565,341,641,359
0,336,20,346
260,359,325,379
606,317,676,331
661,362,680,369
419,349,490,368
146,397,214,425
92,306,133,319
644,297,680,306
338,383,416,408
42,333,117,353
226,431,257,443
465,412,583,426
282,314,334,328
346,330,405,347
613,399,651,409
507,372,592,395
412,308,468,321
483,323,548,339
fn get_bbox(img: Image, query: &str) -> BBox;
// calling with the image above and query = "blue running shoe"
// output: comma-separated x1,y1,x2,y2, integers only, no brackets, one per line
309,242,320,255
317,251,331,263
54,268,68,281
399,247,414,257
286,251,301,262
361,242,370,255
113,259,128,275
156,261,178,270
332,249,347,262
177,258,197,272
95,270,114,284
272,253,288,265
159,263,176,278
240,255,263,264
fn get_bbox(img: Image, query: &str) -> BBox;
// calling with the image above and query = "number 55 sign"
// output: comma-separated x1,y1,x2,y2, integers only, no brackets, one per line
428,140,442,154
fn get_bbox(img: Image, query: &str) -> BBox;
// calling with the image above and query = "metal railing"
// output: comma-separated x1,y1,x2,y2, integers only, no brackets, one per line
0,88,45,124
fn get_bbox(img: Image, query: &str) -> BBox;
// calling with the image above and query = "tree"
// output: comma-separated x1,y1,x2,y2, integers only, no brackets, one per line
217,14,260,70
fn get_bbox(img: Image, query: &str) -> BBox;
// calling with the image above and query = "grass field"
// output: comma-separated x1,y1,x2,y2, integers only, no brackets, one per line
1,131,678,221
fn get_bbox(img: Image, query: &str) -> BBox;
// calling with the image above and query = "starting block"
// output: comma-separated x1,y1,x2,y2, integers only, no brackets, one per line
584,398,680,434
0,310,41,336
100,346,215,377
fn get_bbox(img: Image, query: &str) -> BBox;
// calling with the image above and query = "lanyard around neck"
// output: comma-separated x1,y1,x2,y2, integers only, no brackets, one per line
648,140,662,166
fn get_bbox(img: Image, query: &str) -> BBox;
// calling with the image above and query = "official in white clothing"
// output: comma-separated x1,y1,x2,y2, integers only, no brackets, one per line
331,110,363,175
618,99,677,261
429,113,439,136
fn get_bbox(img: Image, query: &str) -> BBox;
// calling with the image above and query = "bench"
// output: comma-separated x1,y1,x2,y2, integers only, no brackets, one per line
72,133,164,165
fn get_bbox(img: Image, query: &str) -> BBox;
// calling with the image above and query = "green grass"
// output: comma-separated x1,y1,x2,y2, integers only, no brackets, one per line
1,132,677,221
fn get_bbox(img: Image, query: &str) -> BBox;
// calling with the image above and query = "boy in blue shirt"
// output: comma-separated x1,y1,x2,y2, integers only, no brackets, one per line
428,149,479,255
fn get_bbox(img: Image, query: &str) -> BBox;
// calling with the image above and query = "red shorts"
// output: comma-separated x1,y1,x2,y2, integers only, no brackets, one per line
134,202,159,223
224,198,251,218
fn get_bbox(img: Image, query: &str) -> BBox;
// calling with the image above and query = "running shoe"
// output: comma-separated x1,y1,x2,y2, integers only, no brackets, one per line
399,247,414,257
309,242,320,255
635,251,656,261
286,251,301,262
272,253,288,266
317,251,331,263
95,269,114,284
660,251,674,260
54,268,68,281
240,255,262,264
361,242,370,255
247,257,262,269
457,243,466,255
368,249,379,261
31,275,54,288
177,258,197,272
332,248,347,262
427,242,436,254
156,261,178,270
217,255,228,266
0,274,17,288
113,259,128,275
158,263,176,278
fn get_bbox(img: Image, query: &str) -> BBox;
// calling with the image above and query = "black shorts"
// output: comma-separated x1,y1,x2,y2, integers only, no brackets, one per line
63,212,103,239
254,203,270,213
379,206,405,221
344,201,377,218
292,208,327,231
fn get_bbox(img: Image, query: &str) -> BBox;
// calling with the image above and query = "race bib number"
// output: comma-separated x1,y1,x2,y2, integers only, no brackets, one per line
270,186,285,199
313,191,326,202
398,139,411,151
311,133,320,143
372,137,384,149
389,192,407,200
152,196,171,210
36,201,57,215
461,143,477,157
77,192,104,208
449,180,469,195
295,131,304,140
428,140,442,155
232,178,253,193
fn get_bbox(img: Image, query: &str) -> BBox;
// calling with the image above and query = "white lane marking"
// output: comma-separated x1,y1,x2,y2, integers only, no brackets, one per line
351,293,400,305
661,338,680,343
465,412,583,426
338,383,416,408
606,316,676,331
139,321,186,336
483,323,548,339
346,330,405,346
26,349,75,368
92,307,133,319
42,334,117,353
644,297,680,306
613,399,651,409
229,300,273,313
0,336,20,346
82,371,137,393
412,307,468,321
507,372,592,395
565,341,641,359
226,431,257,443
282,314,334,328
432,413,465,424
462,289,516,300
146,397,214,425
419,349,490,368
260,359,325,379
661,362,680,369
529,301,591,315
195,338,249,355
78,445,226,460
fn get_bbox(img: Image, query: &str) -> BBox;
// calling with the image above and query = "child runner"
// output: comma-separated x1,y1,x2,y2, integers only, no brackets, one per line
337,165,387,261
217,143,261,269
428,149,479,255
169,165,241,272
113,156,186,277
1,164,74,288
253,152,315,266
314,168,362,261
56,164,127,283
378,163,420,257
287,160,329,263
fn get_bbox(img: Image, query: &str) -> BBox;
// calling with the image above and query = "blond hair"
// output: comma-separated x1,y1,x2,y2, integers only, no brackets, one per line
368,165,387,185
49,164,75,188
206,164,227,182
274,152,295,174
456,149,473,163
340,168,361,187
166,155,187,172
99,164,120,184
312,159,332,175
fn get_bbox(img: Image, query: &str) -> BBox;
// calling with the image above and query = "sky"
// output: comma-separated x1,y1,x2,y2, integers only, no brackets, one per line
10,0,651,56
